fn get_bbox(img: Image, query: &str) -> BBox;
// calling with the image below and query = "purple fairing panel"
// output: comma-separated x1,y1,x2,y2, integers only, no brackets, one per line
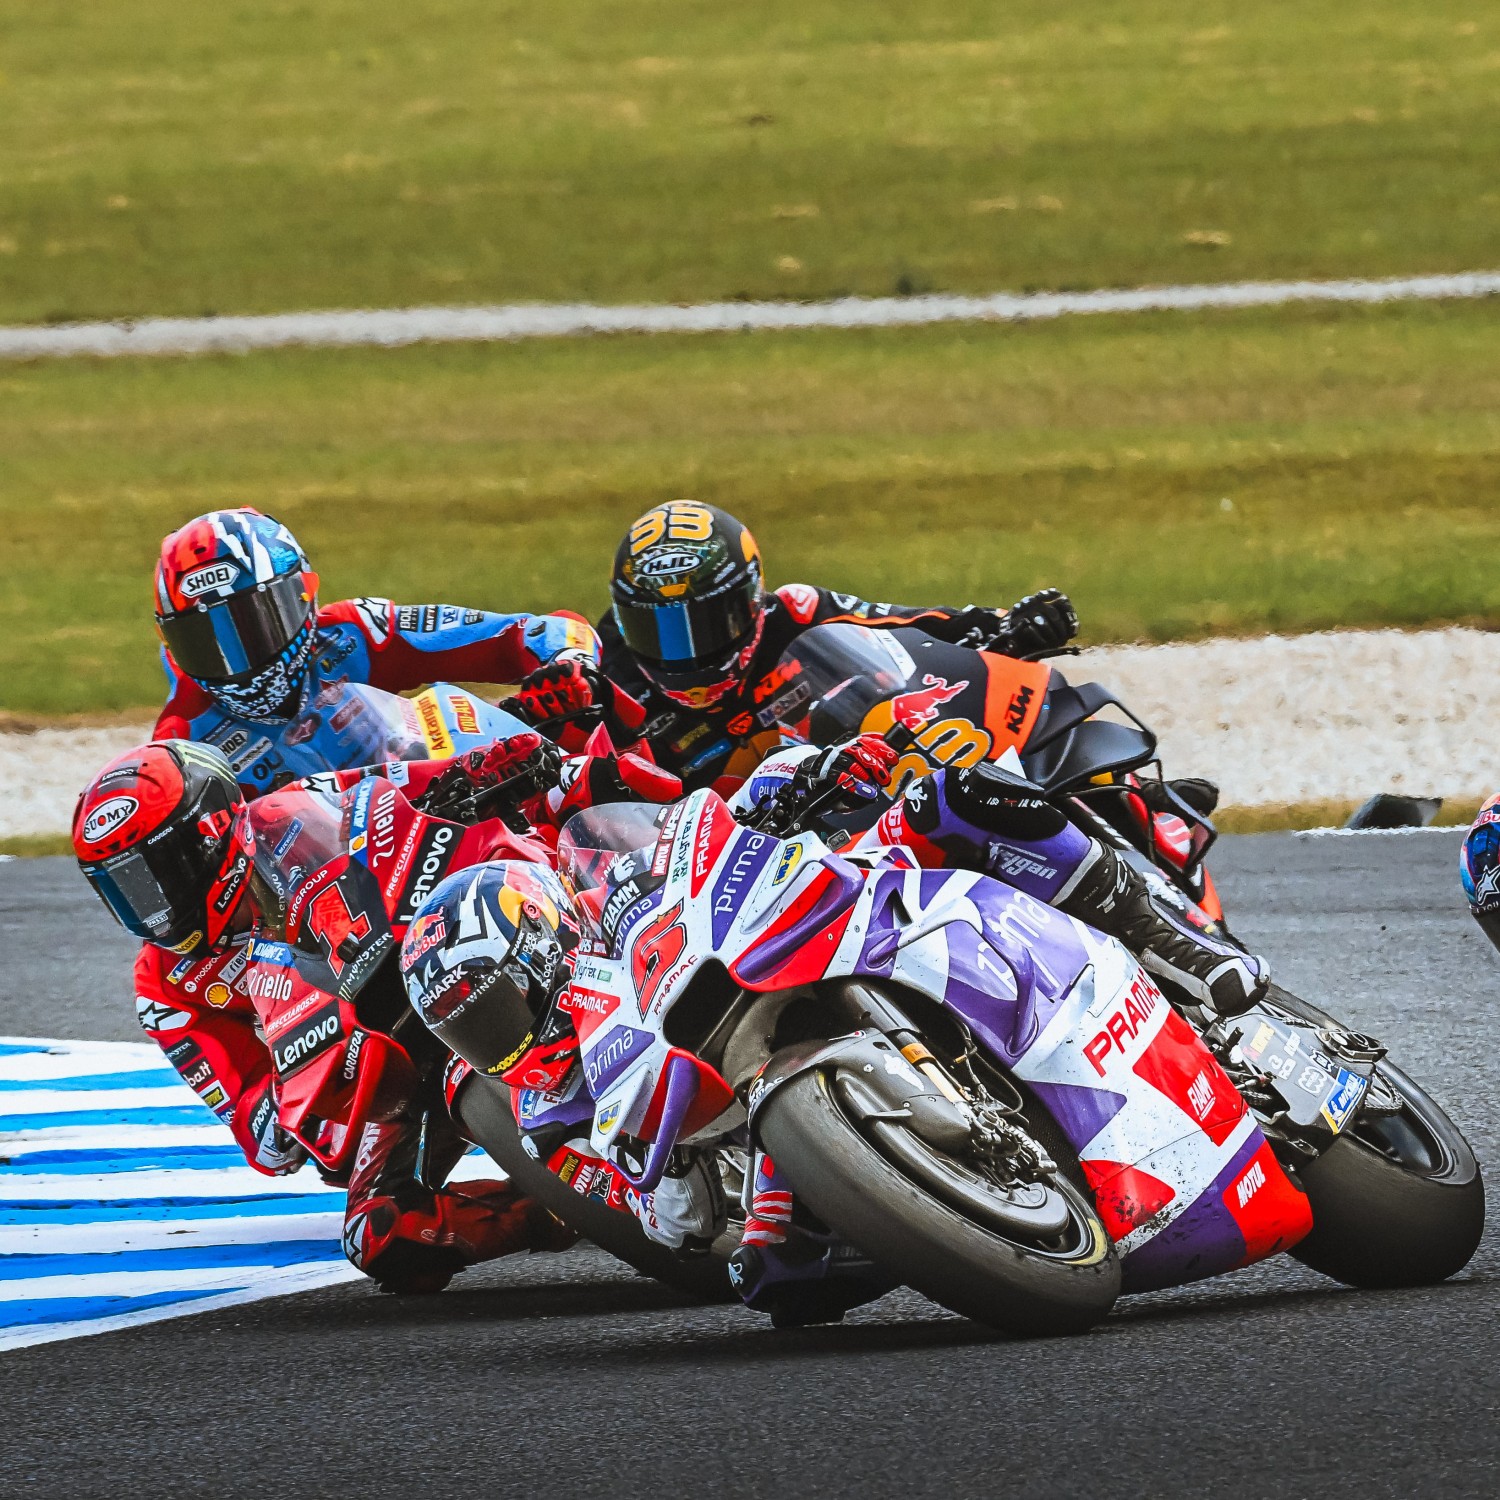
855,869,1094,1071
1117,1132,1261,1293
733,856,867,985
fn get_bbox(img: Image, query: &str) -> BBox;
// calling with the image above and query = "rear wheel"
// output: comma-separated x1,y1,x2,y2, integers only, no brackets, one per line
756,1065,1119,1336
1265,987,1484,1288
453,1076,738,1302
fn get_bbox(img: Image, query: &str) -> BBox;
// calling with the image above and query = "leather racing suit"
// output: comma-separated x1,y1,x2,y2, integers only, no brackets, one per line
158,597,599,797
131,744,659,1293
598,585,1013,790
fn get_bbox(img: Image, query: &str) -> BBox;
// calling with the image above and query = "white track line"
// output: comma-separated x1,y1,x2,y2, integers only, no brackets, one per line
3,271,1499,360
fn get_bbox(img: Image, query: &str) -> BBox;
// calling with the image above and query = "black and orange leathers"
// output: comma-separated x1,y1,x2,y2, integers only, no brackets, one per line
597,584,1000,790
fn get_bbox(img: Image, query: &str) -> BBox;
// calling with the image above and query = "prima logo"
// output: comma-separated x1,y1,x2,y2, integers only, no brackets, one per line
82,796,138,844
179,562,240,600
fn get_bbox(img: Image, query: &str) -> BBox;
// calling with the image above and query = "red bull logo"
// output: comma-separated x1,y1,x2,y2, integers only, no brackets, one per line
889,674,965,731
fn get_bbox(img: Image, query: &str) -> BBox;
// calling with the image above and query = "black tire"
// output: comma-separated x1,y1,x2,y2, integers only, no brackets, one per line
756,1067,1120,1336
1264,987,1486,1288
452,1076,738,1303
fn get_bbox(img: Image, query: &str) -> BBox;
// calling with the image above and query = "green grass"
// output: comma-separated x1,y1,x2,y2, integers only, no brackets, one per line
1,1,1499,321
4,296,1500,714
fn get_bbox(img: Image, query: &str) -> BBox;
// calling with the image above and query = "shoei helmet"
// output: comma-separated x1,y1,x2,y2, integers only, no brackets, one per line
73,741,250,955
609,501,765,708
400,861,579,1081
155,508,320,723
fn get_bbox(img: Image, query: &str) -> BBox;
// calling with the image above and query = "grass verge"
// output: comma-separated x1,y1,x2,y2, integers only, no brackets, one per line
5,296,1500,713
1,1,1499,321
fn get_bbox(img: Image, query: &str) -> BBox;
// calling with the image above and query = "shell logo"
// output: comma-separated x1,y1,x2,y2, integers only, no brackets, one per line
205,981,233,1008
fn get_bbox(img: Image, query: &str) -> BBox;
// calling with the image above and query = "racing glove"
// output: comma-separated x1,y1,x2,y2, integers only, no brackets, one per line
795,735,900,809
417,732,565,821
992,589,1079,656
514,659,598,726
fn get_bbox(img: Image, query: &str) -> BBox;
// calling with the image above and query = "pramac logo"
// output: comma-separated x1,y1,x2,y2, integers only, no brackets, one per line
82,796,139,844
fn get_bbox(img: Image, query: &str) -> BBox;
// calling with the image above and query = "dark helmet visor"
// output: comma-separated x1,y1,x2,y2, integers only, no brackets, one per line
81,803,228,948
158,572,311,684
612,578,760,676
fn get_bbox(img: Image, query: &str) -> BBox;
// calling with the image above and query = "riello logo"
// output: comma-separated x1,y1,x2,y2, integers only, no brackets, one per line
82,796,138,844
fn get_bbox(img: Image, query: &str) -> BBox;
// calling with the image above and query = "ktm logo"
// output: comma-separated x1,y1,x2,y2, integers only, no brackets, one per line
1004,684,1035,735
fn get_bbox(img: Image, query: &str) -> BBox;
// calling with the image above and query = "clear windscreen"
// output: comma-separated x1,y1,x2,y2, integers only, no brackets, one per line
771,622,917,744
245,784,351,938
557,802,675,938
290,680,430,765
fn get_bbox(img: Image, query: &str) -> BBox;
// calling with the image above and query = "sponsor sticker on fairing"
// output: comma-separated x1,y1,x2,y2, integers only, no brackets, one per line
1320,1069,1366,1134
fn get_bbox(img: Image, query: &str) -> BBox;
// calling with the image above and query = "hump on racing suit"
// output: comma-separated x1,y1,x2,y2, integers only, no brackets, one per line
1462,793,1500,953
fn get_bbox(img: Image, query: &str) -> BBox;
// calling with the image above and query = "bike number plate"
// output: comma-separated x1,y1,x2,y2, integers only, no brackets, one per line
1238,1017,1367,1134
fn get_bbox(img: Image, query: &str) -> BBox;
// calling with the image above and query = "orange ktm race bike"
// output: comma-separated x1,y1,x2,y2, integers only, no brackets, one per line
771,621,1230,924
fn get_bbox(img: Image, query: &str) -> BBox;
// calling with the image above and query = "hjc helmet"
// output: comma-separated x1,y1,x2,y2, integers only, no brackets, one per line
609,501,764,708
400,861,581,1088
154,508,320,723
73,741,250,956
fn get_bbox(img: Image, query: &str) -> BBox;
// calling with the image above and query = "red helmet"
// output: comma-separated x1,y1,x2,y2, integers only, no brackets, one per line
73,741,250,956
154,508,320,722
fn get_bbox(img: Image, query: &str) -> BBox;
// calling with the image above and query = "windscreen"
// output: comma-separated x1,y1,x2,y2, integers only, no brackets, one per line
557,802,675,939
287,680,430,766
770,622,918,744
245,784,350,938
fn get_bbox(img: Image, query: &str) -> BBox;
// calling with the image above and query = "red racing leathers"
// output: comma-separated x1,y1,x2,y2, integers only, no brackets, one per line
130,741,671,1291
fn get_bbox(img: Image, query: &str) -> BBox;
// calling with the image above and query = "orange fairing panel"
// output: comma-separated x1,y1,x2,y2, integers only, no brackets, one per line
980,654,1052,755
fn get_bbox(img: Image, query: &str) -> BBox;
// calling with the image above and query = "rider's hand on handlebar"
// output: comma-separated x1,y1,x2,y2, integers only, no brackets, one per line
514,659,597,725
463,731,564,791
800,734,900,807
995,588,1079,656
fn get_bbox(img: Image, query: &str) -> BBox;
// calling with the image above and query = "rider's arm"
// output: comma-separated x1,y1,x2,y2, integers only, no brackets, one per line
786,584,1077,656
134,945,300,1175
322,598,601,692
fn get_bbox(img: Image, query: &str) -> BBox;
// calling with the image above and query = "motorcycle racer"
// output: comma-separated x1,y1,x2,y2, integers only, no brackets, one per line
596,500,1080,788
152,507,601,794
1461,793,1500,951
70,734,667,1293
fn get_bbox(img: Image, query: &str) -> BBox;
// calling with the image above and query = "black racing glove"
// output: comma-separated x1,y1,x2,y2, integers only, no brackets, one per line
992,588,1079,657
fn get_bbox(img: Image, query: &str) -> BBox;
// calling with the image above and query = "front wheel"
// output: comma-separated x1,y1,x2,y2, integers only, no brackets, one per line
756,1066,1119,1336
1265,987,1485,1288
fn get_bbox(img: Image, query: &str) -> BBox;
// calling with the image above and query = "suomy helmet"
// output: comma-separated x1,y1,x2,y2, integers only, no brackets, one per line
609,501,764,708
154,508,319,723
401,861,580,1086
73,740,249,956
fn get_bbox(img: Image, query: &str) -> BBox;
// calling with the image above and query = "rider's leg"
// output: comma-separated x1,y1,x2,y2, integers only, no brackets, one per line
342,1108,570,1295
727,1153,896,1329
890,764,1267,1016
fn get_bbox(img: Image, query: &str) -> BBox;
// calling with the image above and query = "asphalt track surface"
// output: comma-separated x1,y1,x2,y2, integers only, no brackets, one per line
1,833,1495,1499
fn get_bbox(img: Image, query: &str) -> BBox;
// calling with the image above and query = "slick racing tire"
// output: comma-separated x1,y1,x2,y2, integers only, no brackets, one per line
453,1077,738,1303
756,1067,1120,1336
1267,987,1485,1288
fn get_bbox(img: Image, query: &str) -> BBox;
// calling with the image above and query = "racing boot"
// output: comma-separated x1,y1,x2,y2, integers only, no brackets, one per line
347,1178,576,1296
1054,840,1267,1016
727,1155,896,1329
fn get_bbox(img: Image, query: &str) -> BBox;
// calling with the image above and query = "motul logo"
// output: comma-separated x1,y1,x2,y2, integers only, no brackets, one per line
82,795,137,844
1236,1161,1266,1208
180,562,239,599
273,1013,341,1075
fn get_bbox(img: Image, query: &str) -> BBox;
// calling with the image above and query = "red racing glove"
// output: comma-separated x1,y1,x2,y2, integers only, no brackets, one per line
806,734,900,805
514,660,597,725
